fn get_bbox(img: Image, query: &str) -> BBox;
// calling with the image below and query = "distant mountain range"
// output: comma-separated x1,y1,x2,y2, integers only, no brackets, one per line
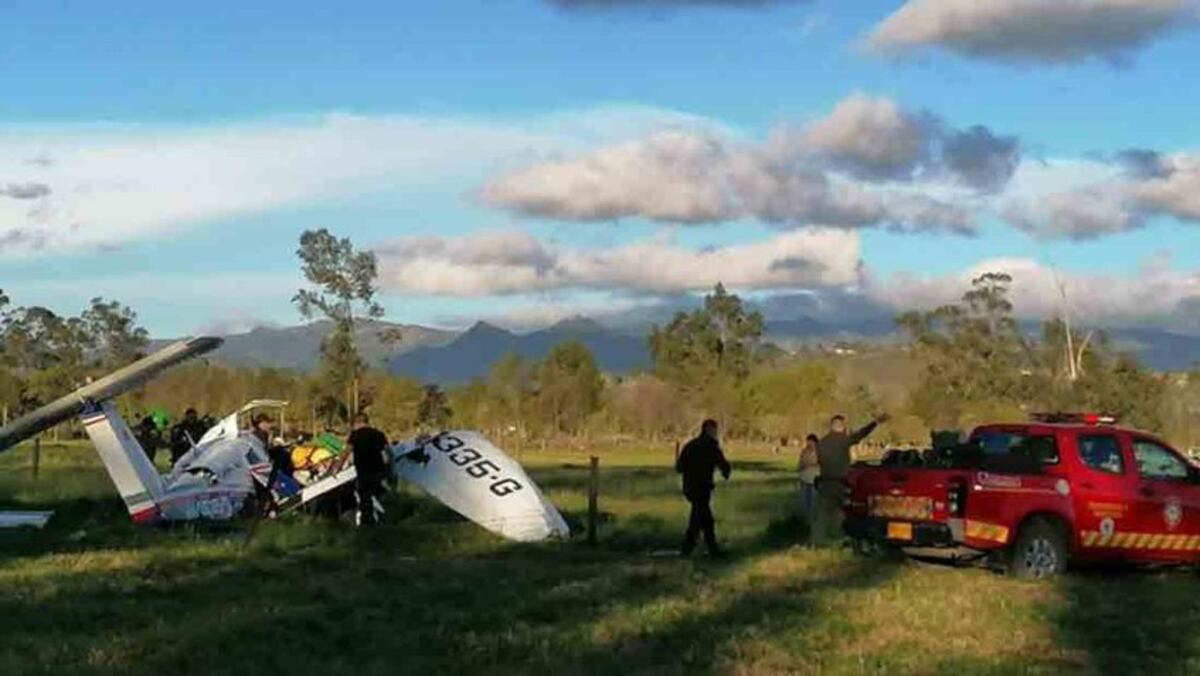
388,317,649,384
153,319,456,372
1106,328,1200,373
156,310,1200,381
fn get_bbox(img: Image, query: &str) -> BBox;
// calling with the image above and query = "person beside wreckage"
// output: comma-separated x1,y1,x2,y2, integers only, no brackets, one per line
169,408,209,464
250,413,297,503
345,413,391,527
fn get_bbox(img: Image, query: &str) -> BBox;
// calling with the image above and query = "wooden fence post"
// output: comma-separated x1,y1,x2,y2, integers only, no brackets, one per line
587,455,599,546
32,436,41,481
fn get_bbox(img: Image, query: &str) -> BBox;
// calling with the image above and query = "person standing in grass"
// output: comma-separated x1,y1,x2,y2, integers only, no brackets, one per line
676,418,732,557
813,413,889,545
169,408,207,463
797,433,820,517
346,412,391,527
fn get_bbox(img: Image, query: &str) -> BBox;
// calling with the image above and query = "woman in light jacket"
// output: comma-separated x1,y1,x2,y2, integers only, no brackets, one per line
798,433,820,516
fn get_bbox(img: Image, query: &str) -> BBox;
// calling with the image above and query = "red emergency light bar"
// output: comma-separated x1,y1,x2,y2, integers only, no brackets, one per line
1030,412,1118,425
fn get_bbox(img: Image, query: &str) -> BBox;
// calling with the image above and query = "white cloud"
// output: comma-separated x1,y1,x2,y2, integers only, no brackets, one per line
1005,184,1142,239
791,93,1020,191
1134,152,1200,220
2,271,305,336
485,136,977,235
867,0,1198,65
375,226,1200,330
482,131,741,224
481,93,1021,234
865,252,1200,323
0,106,700,257
798,94,927,181
374,227,863,297
0,182,51,200
1003,152,1200,238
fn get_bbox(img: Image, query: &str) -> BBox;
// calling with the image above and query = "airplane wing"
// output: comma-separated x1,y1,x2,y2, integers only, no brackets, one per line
0,511,54,529
0,337,223,453
392,431,569,542
293,458,358,506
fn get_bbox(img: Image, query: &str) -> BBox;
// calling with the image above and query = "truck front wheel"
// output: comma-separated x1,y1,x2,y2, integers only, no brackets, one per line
1008,518,1068,580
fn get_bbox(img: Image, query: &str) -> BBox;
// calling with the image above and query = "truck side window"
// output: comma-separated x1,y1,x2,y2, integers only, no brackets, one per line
1132,440,1189,481
1078,435,1123,475
973,431,1059,473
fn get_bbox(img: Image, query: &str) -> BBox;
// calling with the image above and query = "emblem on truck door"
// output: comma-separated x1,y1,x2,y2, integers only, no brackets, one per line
1164,498,1183,530
1100,517,1116,538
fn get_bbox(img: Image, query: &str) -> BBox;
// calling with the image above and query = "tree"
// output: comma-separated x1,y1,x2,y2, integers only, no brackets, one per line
293,229,387,421
897,272,1034,428
900,273,1170,433
533,341,604,436
739,360,839,440
1,306,90,409
650,283,765,385
649,284,764,426
486,352,532,435
604,374,683,440
417,384,452,430
80,297,150,369
360,373,424,436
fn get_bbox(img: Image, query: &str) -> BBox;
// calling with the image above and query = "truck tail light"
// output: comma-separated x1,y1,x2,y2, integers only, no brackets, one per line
947,478,967,517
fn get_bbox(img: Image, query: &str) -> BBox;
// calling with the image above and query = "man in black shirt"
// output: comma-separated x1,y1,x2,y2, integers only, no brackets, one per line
169,408,208,463
675,418,732,557
346,413,391,527
135,413,162,464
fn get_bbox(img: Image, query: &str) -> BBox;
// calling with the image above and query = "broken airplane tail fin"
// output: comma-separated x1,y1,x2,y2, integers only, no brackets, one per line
82,401,165,522
0,336,223,522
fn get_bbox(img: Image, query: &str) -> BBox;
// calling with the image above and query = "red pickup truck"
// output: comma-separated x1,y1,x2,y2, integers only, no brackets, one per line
842,414,1200,578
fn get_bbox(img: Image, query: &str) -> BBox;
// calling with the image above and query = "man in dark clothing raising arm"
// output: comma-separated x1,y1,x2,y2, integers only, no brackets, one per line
813,413,890,545
346,413,391,527
676,419,732,557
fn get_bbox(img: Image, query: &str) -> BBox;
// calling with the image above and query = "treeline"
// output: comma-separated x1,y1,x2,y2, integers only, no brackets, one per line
0,291,149,423
3,276,1198,451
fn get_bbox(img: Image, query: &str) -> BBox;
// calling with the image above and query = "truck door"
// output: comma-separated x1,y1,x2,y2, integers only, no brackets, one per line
1071,433,1136,560
1127,436,1200,563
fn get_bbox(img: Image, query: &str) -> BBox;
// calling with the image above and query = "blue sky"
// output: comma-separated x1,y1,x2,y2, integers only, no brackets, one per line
1,0,1198,335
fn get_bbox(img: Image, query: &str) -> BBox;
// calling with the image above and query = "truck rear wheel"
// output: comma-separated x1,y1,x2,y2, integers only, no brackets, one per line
1008,518,1067,580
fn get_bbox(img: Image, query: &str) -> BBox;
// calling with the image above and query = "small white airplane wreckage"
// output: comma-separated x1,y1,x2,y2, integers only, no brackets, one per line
0,337,570,542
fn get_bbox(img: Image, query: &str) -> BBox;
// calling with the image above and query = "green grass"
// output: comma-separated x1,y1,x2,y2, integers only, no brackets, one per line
3,441,1200,675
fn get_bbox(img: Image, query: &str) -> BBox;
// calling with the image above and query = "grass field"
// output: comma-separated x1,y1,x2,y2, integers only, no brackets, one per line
3,440,1200,675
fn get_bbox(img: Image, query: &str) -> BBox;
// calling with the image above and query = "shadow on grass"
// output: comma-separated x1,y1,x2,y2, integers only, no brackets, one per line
3,452,895,676
1,526,902,676
532,555,900,676
1053,567,1200,675
0,529,699,675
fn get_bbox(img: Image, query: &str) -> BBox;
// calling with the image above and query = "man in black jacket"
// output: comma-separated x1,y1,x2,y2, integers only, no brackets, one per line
676,418,732,557
346,413,391,527
169,408,208,463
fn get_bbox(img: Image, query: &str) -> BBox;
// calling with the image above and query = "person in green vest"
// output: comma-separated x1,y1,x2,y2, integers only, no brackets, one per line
813,413,890,546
